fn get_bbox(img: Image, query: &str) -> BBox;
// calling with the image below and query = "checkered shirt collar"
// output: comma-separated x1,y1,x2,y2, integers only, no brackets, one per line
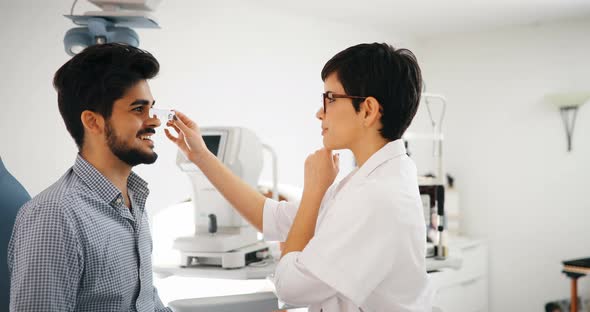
72,154,149,204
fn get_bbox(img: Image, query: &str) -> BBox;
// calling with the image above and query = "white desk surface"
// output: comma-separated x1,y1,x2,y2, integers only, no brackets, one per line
154,256,462,280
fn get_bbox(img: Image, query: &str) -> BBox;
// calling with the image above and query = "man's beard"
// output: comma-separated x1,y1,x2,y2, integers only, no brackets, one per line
105,121,158,167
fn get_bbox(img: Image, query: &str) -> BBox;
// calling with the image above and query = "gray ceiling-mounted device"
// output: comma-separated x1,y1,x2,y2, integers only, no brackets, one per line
63,0,162,56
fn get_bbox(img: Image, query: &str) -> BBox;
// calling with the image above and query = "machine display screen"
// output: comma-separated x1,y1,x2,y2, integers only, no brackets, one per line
203,135,221,156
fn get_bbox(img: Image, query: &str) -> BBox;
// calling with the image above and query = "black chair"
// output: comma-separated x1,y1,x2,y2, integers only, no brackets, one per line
0,157,31,310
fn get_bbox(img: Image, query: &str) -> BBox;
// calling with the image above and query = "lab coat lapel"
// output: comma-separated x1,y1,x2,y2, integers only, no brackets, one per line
330,139,407,202
316,140,407,231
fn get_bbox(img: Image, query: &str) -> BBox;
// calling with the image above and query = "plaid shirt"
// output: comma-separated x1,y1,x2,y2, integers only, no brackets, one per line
8,154,170,312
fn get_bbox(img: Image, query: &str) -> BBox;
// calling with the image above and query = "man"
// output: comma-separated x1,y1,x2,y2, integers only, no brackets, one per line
166,43,432,311
8,43,170,312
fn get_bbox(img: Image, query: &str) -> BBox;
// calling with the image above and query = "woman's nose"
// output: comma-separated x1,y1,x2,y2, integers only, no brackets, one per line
316,107,324,120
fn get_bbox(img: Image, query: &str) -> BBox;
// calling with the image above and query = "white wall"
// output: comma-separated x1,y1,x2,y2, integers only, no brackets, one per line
0,0,412,215
414,17,590,311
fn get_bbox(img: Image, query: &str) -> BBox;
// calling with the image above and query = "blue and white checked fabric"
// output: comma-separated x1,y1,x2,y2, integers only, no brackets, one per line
8,154,171,312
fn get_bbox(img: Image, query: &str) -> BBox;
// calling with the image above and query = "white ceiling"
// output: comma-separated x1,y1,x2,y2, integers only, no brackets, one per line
40,0,590,40
249,0,590,38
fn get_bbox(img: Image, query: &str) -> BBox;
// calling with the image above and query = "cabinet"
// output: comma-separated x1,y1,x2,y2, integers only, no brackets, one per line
431,237,488,312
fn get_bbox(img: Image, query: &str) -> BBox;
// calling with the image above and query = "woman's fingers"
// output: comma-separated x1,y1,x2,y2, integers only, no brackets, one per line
172,113,191,133
167,120,181,134
177,130,185,143
164,128,178,143
333,153,340,169
173,110,197,129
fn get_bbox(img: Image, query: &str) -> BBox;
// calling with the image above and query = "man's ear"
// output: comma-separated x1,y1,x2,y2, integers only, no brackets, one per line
361,96,382,127
80,110,105,135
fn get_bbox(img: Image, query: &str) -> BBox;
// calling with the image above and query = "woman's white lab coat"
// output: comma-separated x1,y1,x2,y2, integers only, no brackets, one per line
263,140,433,312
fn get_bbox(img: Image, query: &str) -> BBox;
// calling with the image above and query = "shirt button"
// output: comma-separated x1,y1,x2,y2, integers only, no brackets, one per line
116,198,122,204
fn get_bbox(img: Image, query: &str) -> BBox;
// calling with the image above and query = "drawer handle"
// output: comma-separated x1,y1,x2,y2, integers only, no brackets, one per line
462,245,479,252
460,278,479,286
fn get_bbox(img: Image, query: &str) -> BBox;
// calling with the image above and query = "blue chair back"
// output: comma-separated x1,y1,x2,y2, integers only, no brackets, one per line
0,157,30,310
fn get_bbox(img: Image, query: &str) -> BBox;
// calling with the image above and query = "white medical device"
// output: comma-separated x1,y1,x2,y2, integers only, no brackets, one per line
149,108,176,121
174,127,271,269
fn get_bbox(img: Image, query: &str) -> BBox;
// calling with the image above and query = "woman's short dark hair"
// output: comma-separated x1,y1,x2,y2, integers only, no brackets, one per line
53,43,160,149
321,43,422,141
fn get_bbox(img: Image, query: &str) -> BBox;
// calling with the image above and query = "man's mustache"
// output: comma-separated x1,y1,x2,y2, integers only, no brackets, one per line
137,128,156,136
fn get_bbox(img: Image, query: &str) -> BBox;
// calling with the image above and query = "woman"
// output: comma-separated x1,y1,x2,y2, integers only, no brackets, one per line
165,42,432,312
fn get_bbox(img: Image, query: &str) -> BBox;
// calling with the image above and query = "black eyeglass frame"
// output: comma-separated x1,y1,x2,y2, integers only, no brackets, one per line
322,91,367,113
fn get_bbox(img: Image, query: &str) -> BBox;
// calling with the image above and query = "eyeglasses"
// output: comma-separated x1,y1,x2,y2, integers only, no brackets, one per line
322,91,367,113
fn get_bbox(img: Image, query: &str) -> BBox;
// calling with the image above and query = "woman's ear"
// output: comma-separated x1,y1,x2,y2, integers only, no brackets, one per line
80,110,105,135
361,96,382,127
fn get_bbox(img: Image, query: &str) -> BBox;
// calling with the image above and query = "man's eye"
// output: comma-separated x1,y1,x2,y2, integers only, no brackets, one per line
133,107,144,112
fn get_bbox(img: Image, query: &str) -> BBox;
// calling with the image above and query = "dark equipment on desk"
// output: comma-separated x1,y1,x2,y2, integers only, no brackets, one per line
420,184,447,259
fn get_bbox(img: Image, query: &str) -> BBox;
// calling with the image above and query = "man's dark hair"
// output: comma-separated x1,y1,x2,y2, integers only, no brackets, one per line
53,43,160,149
321,43,422,141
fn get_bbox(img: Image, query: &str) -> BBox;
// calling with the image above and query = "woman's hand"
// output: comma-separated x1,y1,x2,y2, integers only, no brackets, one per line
164,110,209,163
281,149,339,258
303,148,340,196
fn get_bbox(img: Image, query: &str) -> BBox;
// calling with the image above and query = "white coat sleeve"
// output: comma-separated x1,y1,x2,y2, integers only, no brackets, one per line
262,198,298,242
272,252,338,306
